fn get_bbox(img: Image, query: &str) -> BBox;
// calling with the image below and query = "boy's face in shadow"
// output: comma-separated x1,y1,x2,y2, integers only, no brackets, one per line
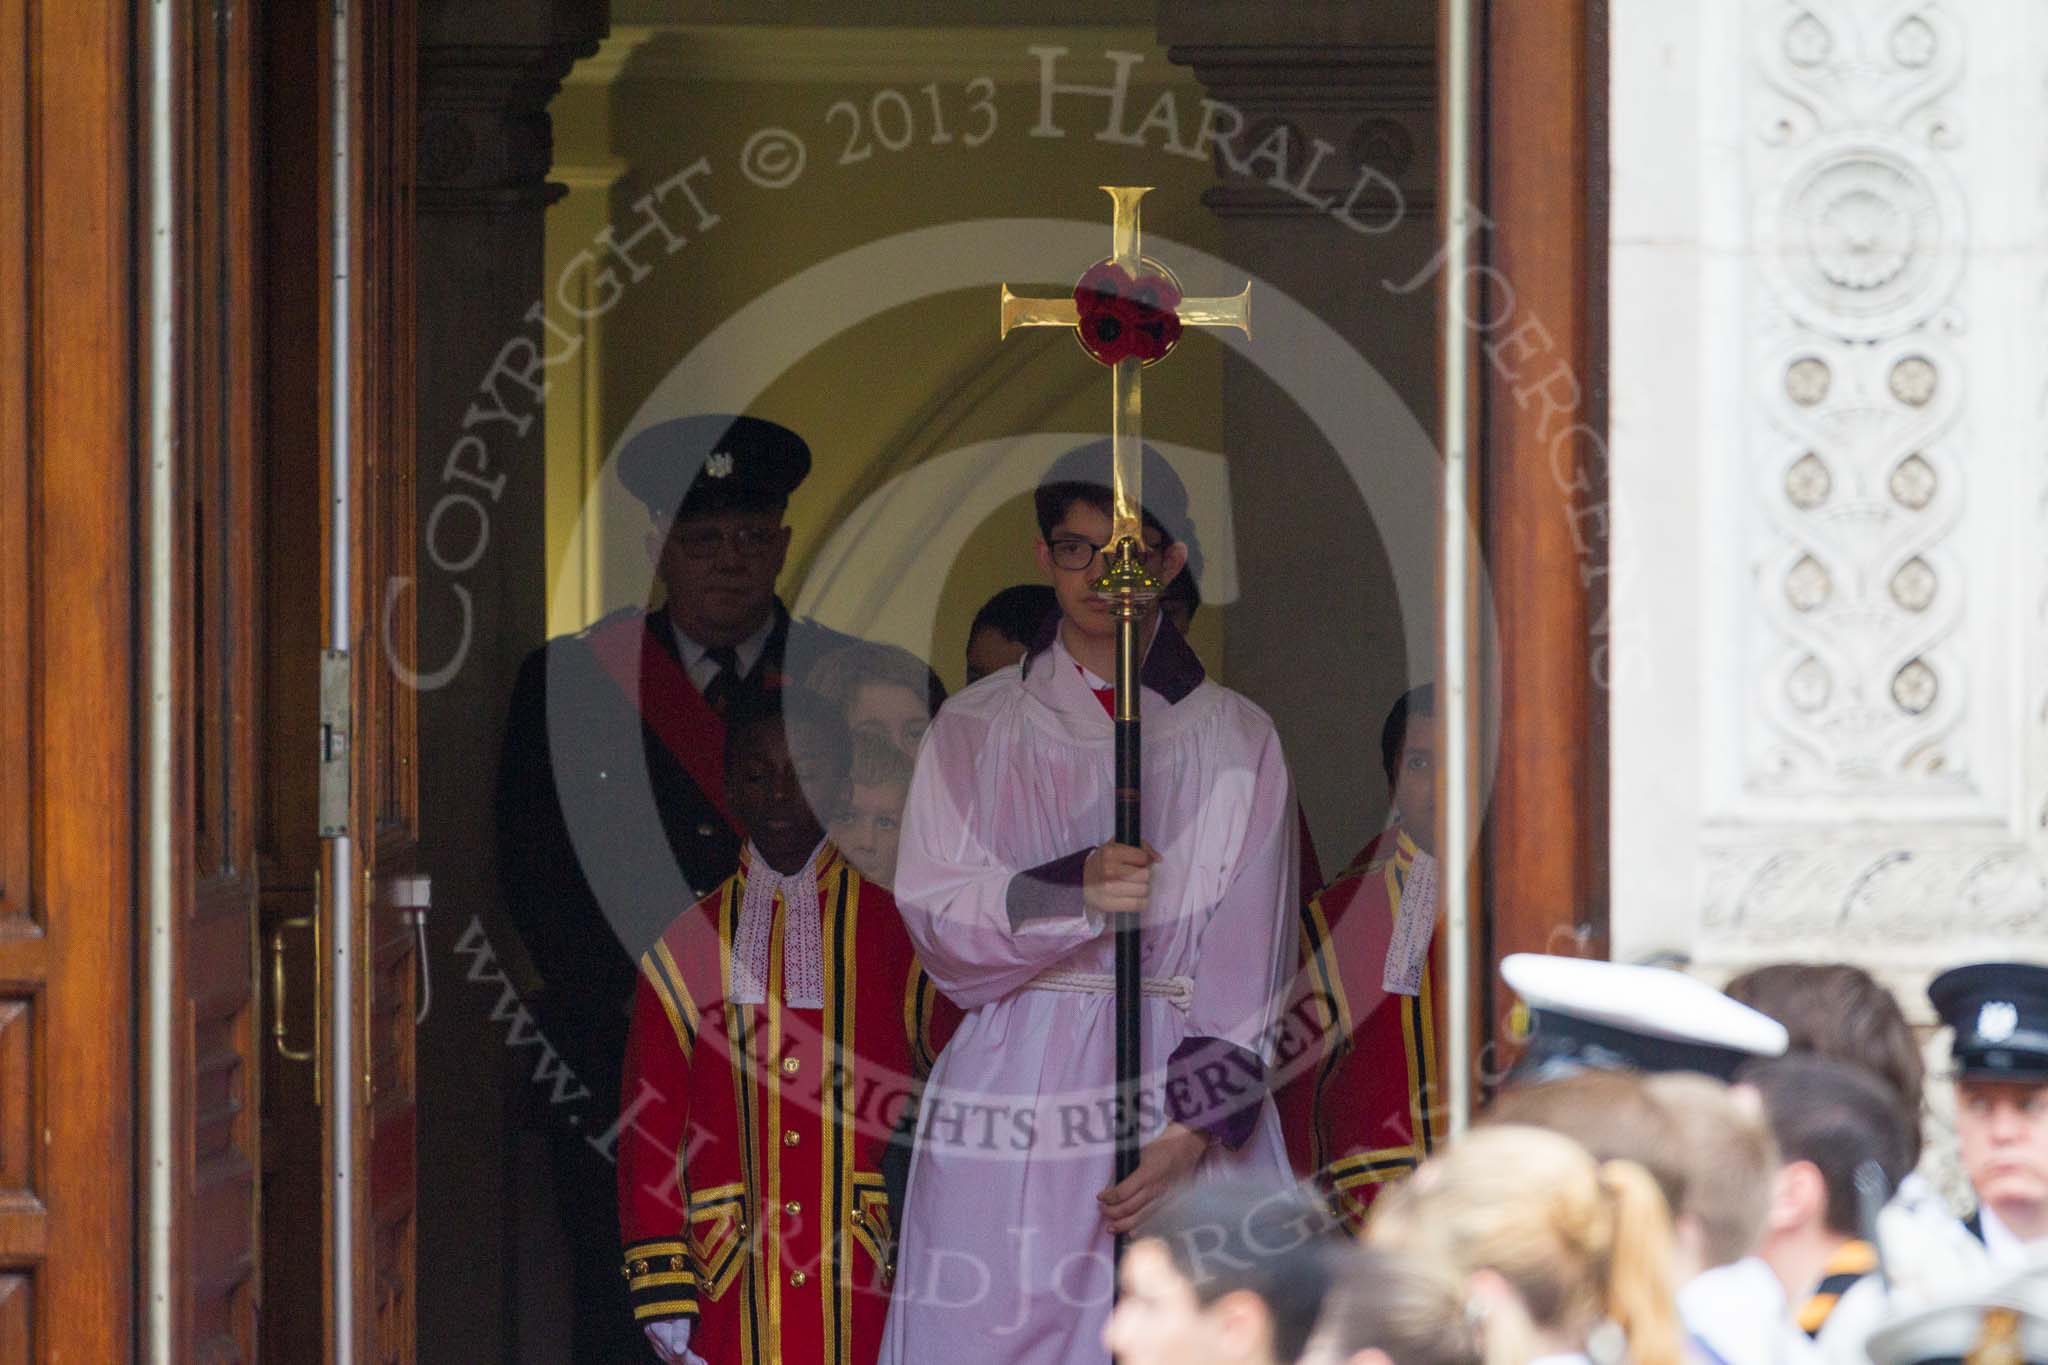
1391,713,1438,855
726,715,844,873
966,625,1030,684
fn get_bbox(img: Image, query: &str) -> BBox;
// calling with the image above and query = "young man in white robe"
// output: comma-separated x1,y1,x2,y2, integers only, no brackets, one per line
878,443,1300,1364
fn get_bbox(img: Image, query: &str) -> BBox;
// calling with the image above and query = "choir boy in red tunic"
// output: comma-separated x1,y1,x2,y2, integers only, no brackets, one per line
617,690,953,1365
1275,684,1444,1231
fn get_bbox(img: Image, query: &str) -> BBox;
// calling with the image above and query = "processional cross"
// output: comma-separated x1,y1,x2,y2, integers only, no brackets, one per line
998,186,1251,1204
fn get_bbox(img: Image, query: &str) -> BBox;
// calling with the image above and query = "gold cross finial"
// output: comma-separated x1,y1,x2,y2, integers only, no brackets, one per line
998,187,1250,559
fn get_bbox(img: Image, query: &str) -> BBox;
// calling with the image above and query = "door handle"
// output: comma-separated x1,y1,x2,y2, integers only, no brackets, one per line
270,875,321,1113
389,875,432,1026
269,916,316,1063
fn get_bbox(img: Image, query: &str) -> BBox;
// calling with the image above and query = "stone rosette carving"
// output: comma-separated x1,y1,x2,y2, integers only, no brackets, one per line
1753,335,1966,790
1889,452,1938,509
1785,451,1833,507
1743,0,1975,797
1759,132,1966,343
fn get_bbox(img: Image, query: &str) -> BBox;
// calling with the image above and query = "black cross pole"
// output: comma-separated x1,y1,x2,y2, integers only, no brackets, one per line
995,185,1250,1258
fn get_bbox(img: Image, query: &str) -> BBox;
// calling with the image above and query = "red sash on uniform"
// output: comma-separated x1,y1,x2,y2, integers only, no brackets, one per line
587,614,739,833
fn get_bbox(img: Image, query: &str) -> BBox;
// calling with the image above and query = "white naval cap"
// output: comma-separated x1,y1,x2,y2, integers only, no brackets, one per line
1866,1262,2048,1365
1501,953,1790,1083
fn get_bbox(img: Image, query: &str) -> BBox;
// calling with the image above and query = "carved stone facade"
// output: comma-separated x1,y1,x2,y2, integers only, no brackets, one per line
1743,5,1974,802
418,2,608,210
1610,0,2048,995
1164,41,1435,223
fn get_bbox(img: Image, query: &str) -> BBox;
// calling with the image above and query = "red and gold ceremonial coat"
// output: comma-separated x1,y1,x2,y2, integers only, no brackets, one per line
618,845,954,1365
1274,827,1443,1232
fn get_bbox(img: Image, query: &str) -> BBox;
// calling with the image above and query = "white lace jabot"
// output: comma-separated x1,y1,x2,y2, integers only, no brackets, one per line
729,842,827,1009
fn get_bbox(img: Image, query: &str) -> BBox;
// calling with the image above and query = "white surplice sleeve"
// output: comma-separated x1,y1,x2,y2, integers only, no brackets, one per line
1167,722,1299,1149
893,703,1104,1011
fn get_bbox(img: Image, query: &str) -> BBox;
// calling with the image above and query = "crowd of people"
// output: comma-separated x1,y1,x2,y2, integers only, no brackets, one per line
492,413,2048,1365
1097,950,2048,1365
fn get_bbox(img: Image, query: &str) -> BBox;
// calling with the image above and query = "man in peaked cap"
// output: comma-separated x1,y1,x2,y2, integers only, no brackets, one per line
1499,953,1791,1084
495,413,854,1363
1931,963,2048,1270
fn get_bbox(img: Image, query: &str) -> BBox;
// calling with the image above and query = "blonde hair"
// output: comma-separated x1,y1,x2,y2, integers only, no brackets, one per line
1367,1125,1681,1365
1641,1072,1776,1268
1317,1244,1481,1365
1479,1071,1688,1217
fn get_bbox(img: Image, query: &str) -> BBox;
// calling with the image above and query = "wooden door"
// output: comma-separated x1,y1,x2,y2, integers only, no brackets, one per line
329,1,423,1360
170,0,266,1356
257,1,421,1360
257,3,331,1359
0,3,138,1359
0,3,419,1359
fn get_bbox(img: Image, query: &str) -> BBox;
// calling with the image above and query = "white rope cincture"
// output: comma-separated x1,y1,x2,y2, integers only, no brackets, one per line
1025,969,1195,1014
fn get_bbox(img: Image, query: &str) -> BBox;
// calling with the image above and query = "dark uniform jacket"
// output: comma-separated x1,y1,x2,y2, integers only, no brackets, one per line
494,601,855,1107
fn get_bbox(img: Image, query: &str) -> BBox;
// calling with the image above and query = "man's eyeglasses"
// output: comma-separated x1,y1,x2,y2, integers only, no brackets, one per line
1045,536,1169,574
670,525,784,561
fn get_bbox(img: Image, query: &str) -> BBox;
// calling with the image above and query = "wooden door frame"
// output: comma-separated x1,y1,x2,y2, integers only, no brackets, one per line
128,2,428,1361
1,2,139,1359
5,3,272,1358
1458,0,1610,1081
247,1,424,1357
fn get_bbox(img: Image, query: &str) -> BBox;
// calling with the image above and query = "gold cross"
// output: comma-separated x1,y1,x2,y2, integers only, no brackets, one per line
999,186,1250,570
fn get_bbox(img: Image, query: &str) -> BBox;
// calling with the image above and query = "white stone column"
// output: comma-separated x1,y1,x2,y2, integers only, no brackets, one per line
1610,0,2048,991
